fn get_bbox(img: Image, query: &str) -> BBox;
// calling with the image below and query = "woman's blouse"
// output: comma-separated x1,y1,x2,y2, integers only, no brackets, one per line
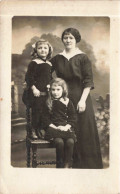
51,49,94,90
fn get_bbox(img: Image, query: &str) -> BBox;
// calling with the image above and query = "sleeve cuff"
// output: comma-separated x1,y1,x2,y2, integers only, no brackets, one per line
83,83,94,90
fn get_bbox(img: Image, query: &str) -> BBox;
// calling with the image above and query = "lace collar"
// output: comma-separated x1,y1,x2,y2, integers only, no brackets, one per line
59,48,84,60
54,97,69,106
32,58,52,66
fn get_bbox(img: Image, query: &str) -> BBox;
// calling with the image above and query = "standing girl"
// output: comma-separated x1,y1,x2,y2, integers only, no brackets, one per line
24,39,53,139
51,28,103,169
44,78,77,168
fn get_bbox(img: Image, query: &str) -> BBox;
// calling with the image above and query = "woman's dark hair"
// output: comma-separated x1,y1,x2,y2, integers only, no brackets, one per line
61,28,81,43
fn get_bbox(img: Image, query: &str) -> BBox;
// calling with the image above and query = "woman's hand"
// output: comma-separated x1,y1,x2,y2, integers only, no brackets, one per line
77,87,90,113
77,100,86,113
32,85,40,97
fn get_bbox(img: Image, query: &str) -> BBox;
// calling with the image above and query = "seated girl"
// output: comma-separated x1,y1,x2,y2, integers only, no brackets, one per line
43,78,77,168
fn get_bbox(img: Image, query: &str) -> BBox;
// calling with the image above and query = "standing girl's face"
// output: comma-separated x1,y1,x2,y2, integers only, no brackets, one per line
51,84,63,99
63,33,76,50
36,43,49,59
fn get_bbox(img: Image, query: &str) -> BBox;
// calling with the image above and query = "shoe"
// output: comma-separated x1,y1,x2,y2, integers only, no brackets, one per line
40,129,46,139
29,131,38,140
35,128,41,139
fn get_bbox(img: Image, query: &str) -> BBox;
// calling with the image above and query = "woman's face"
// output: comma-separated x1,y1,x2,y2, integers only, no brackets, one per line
36,43,49,59
51,84,63,99
62,33,76,50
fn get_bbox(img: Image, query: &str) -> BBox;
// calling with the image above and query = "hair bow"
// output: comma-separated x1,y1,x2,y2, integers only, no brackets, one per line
47,84,50,91
32,43,36,49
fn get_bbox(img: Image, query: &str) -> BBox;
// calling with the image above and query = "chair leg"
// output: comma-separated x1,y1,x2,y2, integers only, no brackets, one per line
26,139,31,167
32,144,37,168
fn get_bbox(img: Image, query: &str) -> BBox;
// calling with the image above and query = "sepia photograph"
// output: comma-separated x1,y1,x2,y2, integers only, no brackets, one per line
0,1,120,193
11,16,110,169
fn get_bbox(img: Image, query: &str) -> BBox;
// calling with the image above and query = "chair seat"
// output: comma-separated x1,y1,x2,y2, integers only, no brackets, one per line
26,137,55,148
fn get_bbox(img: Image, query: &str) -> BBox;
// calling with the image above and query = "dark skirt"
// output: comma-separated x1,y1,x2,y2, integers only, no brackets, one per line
66,80,103,169
72,95,103,169
45,126,77,142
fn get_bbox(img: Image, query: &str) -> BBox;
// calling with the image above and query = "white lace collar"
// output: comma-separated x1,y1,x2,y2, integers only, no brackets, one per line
32,58,52,66
59,48,84,60
59,97,69,106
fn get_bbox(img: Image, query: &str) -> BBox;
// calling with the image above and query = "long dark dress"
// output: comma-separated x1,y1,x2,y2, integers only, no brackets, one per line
25,58,52,130
51,53,103,169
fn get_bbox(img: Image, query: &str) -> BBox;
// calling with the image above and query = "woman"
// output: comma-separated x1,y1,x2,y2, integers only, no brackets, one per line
51,28,103,169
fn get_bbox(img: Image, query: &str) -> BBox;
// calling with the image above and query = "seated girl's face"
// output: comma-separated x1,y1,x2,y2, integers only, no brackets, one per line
51,84,63,99
36,43,49,59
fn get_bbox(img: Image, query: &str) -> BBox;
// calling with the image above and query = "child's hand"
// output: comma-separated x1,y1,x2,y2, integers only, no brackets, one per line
32,85,40,97
63,124,72,131
33,88,40,97
49,123,58,129
58,126,65,131
58,124,72,131
65,124,71,131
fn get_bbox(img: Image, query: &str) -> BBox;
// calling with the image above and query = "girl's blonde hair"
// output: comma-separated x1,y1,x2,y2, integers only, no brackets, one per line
31,39,53,60
46,78,68,112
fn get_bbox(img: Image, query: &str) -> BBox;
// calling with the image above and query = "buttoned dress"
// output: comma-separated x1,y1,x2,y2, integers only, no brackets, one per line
51,49,103,169
44,98,77,141
25,58,52,129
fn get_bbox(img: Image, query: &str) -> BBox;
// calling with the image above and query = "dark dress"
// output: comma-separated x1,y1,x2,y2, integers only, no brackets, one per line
51,53,103,169
25,58,52,130
44,98,77,141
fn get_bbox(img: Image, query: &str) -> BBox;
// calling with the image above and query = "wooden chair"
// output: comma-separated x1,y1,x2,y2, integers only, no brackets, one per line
26,107,56,168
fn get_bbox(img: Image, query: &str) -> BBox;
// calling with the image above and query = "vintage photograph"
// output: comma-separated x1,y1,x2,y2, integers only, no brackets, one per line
11,16,110,169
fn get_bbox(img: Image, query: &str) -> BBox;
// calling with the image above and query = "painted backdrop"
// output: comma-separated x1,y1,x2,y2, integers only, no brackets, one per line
11,17,110,168
12,16,110,116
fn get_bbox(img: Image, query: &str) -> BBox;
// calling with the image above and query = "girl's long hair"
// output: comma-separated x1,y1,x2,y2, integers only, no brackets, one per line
46,78,68,112
31,39,53,60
